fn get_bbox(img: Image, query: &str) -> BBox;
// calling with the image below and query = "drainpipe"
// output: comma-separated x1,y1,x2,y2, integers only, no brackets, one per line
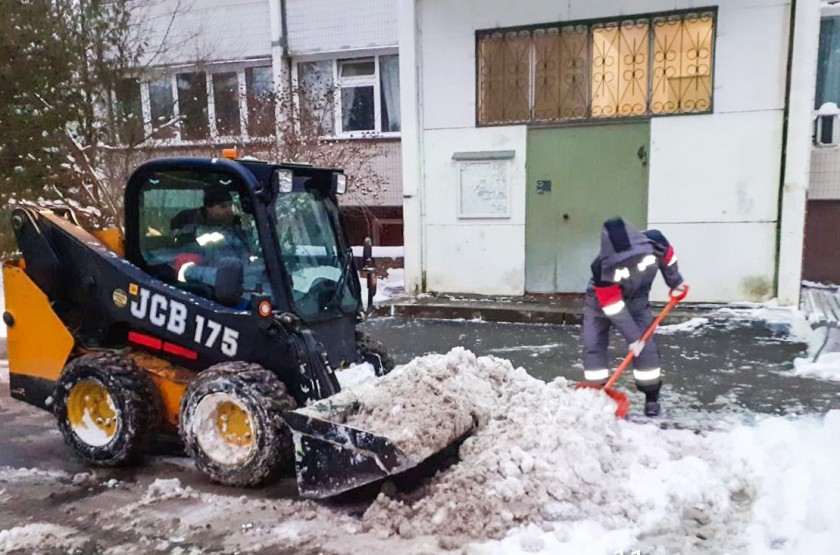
776,0,819,307
399,0,426,294
269,0,292,139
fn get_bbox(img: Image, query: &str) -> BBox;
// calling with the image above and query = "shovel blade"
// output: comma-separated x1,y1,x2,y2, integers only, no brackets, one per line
574,383,630,418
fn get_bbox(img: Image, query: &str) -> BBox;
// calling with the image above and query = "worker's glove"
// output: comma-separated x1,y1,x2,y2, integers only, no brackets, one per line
671,282,689,300
629,340,646,357
174,253,203,283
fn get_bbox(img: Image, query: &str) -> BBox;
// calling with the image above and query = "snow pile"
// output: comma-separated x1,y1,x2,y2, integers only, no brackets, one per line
303,349,495,460
790,352,840,382
359,349,752,552
0,523,86,553
734,411,840,554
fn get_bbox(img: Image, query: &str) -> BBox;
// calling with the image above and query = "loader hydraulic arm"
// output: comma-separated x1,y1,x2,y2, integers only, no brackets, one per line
10,208,64,300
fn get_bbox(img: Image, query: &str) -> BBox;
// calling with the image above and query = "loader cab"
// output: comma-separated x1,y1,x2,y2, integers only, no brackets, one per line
124,157,361,324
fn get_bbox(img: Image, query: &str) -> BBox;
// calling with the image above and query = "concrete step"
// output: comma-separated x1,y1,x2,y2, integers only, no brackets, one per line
374,295,711,325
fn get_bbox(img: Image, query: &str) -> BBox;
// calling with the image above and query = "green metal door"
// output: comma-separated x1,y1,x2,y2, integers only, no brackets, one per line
525,123,650,293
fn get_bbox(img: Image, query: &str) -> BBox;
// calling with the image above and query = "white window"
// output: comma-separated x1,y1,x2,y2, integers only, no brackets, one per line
131,62,274,145
212,72,241,137
295,53,400,138
245,66,275,137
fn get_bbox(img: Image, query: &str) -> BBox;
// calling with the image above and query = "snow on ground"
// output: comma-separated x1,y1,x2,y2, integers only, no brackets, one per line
0,522,87,553
359,267,405,309
657,317,710,335
0,466,69,483
711,302,823,356
790,352,840,382
2,292,840,552
1,343,840,553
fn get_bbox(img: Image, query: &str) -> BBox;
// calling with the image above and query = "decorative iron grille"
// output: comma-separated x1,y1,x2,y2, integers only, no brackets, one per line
533,25,589,121
478,30,531,124
476,9,716,125
651,12,715,114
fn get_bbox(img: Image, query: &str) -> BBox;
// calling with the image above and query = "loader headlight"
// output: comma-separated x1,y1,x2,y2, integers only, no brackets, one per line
335,173,346,195
275,169,294,193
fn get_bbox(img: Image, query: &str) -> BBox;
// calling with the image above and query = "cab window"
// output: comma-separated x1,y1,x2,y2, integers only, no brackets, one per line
137,170,269,306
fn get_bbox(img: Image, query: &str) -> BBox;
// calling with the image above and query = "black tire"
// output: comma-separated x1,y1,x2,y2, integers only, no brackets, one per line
52,352,161,466
179,362,296,487
356,330,395,376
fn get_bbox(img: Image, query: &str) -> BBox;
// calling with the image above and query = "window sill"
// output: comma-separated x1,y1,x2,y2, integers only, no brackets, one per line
325,132,401,141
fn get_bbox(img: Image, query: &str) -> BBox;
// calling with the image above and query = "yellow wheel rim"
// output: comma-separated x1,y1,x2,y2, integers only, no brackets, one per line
66,380,118,446
215,400,254,448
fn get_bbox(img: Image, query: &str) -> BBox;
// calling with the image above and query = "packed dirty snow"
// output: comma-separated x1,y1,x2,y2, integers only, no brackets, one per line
141,478,197,504
0,466,68,483
302,349,492,459
0,523,86,552
358,350,749,551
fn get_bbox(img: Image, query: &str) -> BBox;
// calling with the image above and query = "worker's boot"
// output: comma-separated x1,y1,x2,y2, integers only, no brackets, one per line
639,381,662,417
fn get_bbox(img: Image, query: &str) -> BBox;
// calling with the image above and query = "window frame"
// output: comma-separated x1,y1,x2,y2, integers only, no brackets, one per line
291,49,401,140
475,7,718,128
129,60,276,147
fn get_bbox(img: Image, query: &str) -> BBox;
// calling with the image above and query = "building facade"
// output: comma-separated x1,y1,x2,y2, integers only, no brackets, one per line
805,1,840,284
399,0,819,304
118,0,403,245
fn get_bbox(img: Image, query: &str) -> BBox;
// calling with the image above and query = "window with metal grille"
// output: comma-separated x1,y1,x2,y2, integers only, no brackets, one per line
476,9,716,126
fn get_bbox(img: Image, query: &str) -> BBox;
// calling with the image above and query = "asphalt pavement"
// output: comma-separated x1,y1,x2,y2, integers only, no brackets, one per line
359,315,836,416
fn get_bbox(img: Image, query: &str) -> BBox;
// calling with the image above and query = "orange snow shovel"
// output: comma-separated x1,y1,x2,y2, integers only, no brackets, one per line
576,285,689,417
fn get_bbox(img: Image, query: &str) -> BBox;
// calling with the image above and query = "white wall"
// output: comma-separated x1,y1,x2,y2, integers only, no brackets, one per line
136,0,272,66
409,0,794,302
422,127,527,295
286,0,398,55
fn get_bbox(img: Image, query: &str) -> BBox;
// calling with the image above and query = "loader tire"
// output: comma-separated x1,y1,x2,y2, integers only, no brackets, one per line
179,362,296,487
356,330,395,376
52,352,162,466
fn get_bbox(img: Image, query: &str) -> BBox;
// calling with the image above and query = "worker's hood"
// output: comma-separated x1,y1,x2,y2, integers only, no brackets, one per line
598,218,654,268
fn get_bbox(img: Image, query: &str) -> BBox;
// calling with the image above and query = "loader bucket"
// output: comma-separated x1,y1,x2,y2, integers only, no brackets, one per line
283,410,472,499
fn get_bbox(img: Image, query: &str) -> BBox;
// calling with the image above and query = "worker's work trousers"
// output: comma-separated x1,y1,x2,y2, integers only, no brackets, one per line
581,305,662,394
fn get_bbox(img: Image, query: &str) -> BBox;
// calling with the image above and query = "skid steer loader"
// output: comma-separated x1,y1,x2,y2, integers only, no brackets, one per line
2,154,461,498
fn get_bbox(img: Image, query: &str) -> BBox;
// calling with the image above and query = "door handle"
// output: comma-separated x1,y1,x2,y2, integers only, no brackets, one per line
637,145,648,166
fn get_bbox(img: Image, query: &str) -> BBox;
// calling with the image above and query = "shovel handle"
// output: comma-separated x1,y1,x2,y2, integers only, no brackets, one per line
603,285,689,391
